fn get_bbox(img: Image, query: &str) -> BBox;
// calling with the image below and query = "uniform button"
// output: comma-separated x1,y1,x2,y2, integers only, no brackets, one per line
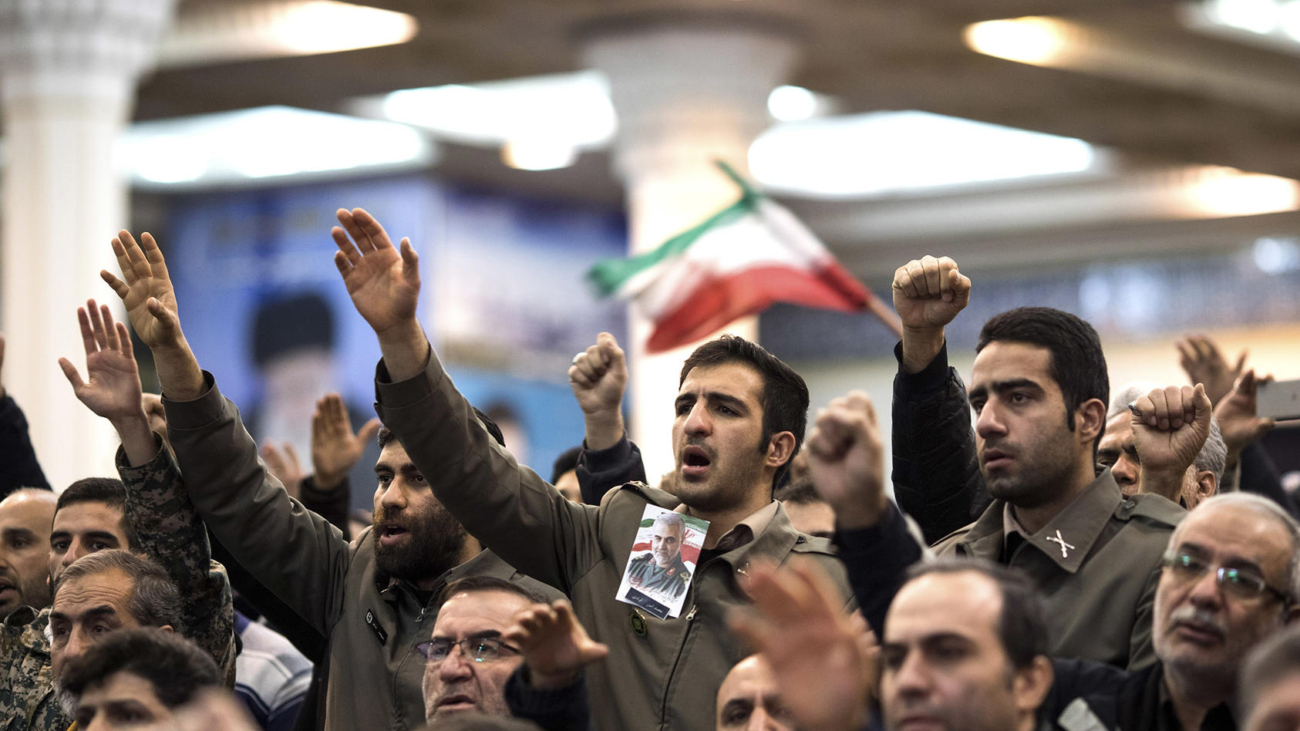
796,535,806,544
1124,499,1136,509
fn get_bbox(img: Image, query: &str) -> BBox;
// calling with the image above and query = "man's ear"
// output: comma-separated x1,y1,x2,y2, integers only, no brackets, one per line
1076,398,1107,446
1013,655,1055,716
159,625,175,634
1194,470,1217,502
765,432,797,471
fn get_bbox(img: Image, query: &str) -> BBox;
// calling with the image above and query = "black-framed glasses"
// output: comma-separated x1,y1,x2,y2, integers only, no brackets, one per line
1162,550,1292,605
415,636,520,665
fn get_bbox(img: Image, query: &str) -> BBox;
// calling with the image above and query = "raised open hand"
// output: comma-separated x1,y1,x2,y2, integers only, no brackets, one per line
332,208,420,337
805,391,887,529
261,441,305,499
100,231,184,351
1214,369,1275,460
312,393,381,489
1176,334,1245,407
1131,384,1213,497
503,599,609,691
58,300,145,424
730,560,873,731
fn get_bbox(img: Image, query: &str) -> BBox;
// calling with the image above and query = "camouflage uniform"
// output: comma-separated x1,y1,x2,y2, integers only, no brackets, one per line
0,437,235,731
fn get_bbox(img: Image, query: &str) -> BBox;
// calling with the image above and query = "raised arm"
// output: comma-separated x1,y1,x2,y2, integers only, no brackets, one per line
568,332,646,504
0,333,52,494
101,229,353,635
59,299,235,677
890,256,986,544
333,208,602,590
806,390,922,637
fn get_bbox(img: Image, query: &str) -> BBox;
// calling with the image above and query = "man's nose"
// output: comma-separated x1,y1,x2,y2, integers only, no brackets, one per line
684,401,712,435
438,644,475,681
975,402,1008,440
1112,454,1140,487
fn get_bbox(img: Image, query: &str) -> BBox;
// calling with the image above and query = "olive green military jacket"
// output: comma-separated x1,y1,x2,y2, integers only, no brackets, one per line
0,441,236,731
162,375,561,731
934,472,1185,670
373,350,854,731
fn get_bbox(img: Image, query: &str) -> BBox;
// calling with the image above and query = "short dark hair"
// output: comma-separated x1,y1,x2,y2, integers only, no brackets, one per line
377,407,505,450
1240,624,1300,719
680,336,809,489
773,454,824,505
551,447,582,485
54,550,183,632
436,575,549,609
61,628,221,708
902,559,1050,670
55,478,141,551
977,307,1109,444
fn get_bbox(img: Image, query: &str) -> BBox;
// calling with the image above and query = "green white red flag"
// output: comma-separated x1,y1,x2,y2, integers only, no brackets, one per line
588,162,874,354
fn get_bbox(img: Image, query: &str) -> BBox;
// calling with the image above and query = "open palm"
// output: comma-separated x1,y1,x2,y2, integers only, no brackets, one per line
59,302,143,423
100,231,181,350
332,208,420,336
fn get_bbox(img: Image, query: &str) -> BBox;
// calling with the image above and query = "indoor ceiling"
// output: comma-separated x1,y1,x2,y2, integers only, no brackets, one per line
133,0,1300,277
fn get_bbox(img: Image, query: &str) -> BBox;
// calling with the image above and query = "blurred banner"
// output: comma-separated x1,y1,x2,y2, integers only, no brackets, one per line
166,174,627,508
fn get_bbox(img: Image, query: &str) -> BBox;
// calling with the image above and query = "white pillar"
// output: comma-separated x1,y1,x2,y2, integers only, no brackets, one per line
0,0,175,488
583,20,799,482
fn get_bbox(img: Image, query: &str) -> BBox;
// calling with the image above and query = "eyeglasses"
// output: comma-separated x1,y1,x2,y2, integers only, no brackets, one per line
1162,550,1292,605
415,636,520,665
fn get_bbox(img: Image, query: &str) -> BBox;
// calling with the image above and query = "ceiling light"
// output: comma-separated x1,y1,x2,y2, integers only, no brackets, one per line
767,86,819,122
963,17,1069,65
1253,236,1300,273
377,71,617,162
1185,168,1300,217
748,111,1098,198
1205,0,1281,35
501,139,579,171
121,107,433,188
159,1,418,68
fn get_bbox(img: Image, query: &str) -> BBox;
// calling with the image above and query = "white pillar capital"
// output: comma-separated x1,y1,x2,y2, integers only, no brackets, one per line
0,0,176,104
581,15,801,480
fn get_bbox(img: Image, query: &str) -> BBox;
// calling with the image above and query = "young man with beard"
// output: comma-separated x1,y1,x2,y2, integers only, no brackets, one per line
98,230,562,731
891,256,1189,669
327,207,852,731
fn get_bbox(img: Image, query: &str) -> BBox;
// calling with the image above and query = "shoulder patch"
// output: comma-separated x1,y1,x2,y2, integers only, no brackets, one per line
1115,493,1185,528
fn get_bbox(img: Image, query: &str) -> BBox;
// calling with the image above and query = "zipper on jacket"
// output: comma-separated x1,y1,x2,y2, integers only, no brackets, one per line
658,602,699,725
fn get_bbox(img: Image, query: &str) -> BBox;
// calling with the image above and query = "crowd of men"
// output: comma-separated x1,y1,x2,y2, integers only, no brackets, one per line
0,211,1296,731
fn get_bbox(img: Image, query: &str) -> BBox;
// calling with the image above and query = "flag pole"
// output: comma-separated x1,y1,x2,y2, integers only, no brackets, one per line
868,292,905,340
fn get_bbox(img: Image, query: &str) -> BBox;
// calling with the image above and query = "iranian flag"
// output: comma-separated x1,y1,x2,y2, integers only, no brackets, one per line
588,163,877,354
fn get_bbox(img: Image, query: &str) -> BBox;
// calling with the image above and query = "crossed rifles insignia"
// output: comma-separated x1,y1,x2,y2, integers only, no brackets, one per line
1045,529,1075,559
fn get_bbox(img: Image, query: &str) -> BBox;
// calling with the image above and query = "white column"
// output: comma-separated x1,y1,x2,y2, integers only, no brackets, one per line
583,21,799,482
0,0,175,488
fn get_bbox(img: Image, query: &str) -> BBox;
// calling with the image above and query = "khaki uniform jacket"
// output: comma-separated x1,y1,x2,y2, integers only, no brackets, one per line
163,375,560,731
373,351,853,731
934,467,1184,670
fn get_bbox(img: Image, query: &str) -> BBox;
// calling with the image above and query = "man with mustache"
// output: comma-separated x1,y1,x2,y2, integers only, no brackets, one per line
626,512,691,600
1049,492,1299,731
97,229,563,731
891,256,1190,669
0,489,56,621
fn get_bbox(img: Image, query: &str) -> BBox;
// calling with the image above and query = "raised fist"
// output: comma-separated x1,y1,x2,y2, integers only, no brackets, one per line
804,391,887,529
891,255,970,333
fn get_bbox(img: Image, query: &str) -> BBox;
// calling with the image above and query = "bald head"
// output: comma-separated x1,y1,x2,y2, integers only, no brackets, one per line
0,488,57,617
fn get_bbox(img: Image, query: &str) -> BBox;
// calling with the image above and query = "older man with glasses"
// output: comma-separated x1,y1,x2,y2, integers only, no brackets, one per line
1051,492,1300,731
